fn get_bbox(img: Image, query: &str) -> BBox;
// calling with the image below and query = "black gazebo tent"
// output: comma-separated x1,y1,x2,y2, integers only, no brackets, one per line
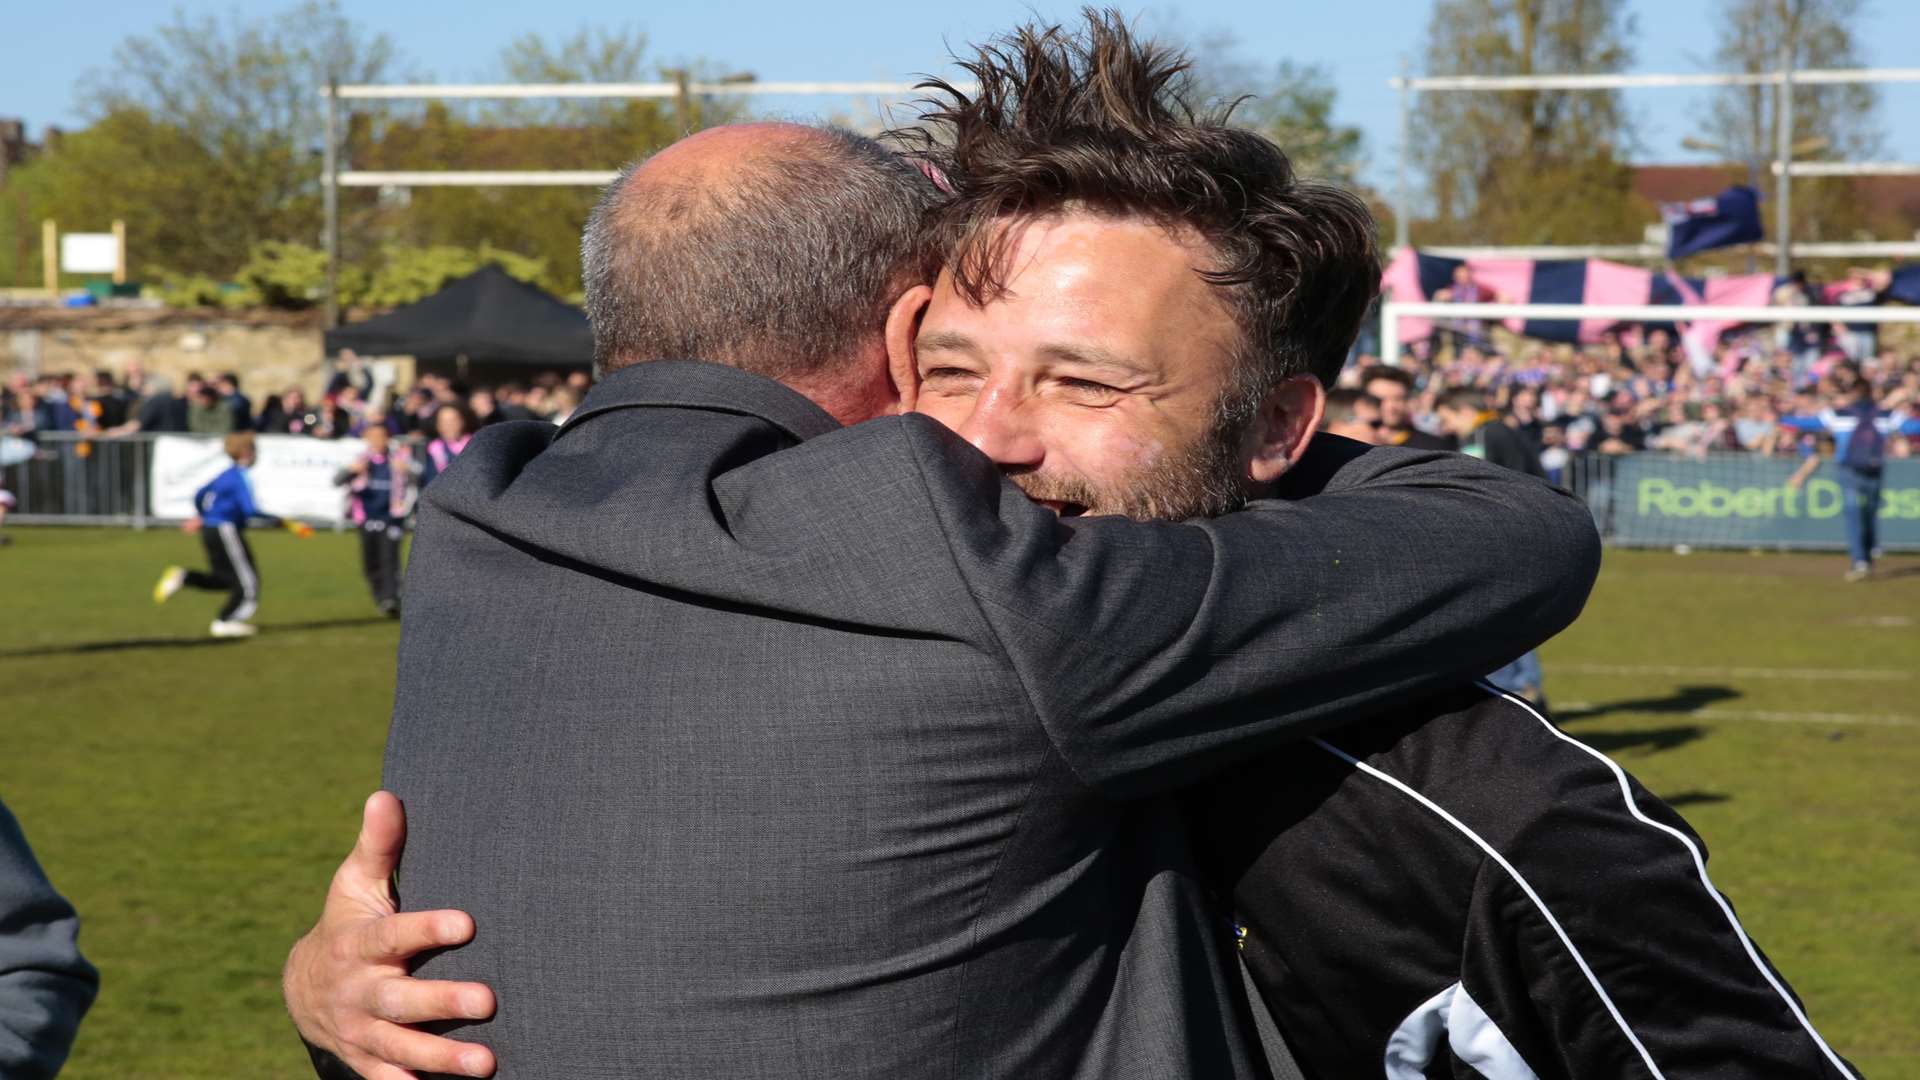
323,265,593,374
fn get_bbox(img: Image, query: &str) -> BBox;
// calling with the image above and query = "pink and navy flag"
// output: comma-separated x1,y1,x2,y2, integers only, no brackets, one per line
1381,247,1775,346
1663,185,1764,259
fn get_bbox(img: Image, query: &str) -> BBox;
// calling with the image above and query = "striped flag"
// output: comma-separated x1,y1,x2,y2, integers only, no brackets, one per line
1380,248,1775,347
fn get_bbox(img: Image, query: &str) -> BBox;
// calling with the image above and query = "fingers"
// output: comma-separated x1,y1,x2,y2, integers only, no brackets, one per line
368,975,495,1026
338,791,407,894
362,1020,496,1079
355,909,476,964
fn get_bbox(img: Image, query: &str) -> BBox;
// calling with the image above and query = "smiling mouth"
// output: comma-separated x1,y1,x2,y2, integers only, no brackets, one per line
1036,499,1089,518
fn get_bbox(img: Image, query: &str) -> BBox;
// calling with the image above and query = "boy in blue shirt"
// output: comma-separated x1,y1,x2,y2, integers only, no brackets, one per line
153,431,311,637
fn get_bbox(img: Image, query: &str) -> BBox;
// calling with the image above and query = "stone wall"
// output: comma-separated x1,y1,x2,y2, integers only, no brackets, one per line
0,310,411,401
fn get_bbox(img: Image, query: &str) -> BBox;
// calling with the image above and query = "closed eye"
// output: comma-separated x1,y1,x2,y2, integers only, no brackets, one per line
922,367,982,383
1059,378,1124,404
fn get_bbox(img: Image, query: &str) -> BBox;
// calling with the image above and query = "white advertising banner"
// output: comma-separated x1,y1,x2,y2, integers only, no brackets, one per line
60,233,119,274
150,435,366,524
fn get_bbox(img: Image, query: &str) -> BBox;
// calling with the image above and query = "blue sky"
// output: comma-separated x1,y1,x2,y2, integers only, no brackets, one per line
5,0,1917,194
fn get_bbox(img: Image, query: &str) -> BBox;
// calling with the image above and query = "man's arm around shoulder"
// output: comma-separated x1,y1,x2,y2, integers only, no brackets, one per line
887,420,1599,796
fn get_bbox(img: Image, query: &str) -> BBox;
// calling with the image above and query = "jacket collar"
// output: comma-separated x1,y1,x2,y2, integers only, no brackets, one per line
557,360,842,444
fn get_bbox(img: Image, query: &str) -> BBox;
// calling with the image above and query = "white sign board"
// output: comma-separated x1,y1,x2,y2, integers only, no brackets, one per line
150,434,366,524
60,233,119,275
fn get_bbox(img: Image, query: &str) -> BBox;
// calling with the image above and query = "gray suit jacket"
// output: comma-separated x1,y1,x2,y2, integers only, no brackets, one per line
0,797,97,1080
383,360,1598,1078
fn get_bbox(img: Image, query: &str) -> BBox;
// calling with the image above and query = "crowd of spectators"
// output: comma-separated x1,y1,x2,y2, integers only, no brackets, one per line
1328,318,1920,484
6,325,1919,486
1,352,593,451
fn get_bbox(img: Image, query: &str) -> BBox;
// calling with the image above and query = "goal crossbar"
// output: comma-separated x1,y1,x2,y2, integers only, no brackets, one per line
324,80,954,101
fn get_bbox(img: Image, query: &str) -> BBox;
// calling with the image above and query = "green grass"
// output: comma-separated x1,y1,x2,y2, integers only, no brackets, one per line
1,527,1915,1077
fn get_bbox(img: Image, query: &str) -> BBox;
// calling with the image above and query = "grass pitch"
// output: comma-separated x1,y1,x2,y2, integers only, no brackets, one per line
1,526,1915,1078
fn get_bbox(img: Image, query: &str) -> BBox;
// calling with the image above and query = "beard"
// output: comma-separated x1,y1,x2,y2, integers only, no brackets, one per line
1007,409,1252,523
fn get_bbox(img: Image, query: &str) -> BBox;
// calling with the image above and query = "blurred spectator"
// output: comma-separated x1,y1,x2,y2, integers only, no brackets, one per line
1781,362,1920,581
1538,424,1571,487
1506,386,1545,452
1321,388,1383,444
1437,386,1548,706
421,402,476,486
1437,388,1544,479
256,388,317,435
0,487,12,545
311,395,352,440
398,386,438,436
327,350,375,400
186,381,236,435
1434,263,1496,353
105,375,187,436
334,419,416,616
469,389,502,428
89,370,133,430
1,375,35,437
1361,367,1455,451
215,372,252,430
494,383,535,422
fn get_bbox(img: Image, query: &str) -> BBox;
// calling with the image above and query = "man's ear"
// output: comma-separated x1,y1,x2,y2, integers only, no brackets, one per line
1245,375,1326,484
884,285,933,414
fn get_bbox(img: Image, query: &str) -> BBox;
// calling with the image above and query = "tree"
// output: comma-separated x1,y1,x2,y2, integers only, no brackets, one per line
341,27,726,297
1698,0,1886,242
1182,33,1366,186
67,1,400,275
0,109,216,284
1412,0,1648,245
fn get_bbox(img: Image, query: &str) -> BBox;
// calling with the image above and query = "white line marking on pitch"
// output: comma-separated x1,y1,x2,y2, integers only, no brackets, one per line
1554,663,1911,682
1556,703,1917,728
1695,709,1917,728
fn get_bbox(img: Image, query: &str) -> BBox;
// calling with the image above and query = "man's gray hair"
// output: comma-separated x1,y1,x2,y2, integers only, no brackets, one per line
582,126,941,379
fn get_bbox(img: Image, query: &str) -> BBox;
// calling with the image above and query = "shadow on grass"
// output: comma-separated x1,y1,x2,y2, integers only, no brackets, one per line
1664,790,1733,809
1550,685,1743,757
1558,684,1741,722
1569,726,1709,755
0,616,393,659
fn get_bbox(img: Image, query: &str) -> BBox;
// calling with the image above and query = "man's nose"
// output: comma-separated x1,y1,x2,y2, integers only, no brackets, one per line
959,385,1045,468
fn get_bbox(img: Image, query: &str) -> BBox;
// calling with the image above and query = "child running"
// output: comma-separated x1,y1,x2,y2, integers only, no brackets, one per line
153,431,312,637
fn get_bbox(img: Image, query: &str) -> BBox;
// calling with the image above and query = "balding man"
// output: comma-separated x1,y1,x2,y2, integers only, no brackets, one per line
286,112,1594,1078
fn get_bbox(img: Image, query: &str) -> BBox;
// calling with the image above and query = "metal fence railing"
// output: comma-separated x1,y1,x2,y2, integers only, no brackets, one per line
4,434,1912,552
3,431,154,527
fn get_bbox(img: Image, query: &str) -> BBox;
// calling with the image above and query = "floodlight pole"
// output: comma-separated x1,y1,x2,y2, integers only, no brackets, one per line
323,79,341,332
1394,56,1411,253
1774,42,1794,279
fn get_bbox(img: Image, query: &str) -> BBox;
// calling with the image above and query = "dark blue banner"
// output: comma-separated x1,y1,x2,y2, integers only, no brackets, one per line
1664,186,1764,260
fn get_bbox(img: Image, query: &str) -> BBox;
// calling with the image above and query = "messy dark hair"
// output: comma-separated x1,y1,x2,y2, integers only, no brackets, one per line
892,9,1380,399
